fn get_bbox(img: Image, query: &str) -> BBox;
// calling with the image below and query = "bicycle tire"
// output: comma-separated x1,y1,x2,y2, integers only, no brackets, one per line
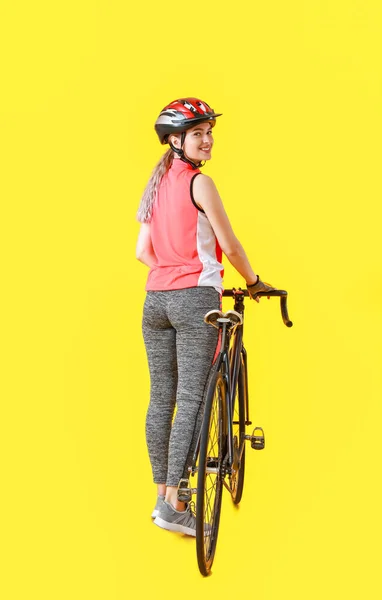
196,369,227,576
231,354,246,504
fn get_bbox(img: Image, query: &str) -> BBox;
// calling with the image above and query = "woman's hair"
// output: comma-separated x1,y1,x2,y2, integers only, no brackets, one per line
136,148,174,223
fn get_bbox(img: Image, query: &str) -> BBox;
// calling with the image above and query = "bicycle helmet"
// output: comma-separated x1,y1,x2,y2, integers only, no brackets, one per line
155,98,222,145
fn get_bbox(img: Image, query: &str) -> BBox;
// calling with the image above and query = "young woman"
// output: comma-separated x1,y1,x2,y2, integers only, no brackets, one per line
136,98,274,536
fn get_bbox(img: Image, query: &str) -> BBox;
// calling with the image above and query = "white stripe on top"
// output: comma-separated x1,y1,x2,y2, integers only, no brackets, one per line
196,212,224,293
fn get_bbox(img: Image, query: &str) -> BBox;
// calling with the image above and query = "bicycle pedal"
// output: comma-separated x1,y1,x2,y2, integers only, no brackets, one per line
177,479,192,503
250,427,265,450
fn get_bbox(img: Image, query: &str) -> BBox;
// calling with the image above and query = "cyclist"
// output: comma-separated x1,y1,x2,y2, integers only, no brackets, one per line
136,97,274,536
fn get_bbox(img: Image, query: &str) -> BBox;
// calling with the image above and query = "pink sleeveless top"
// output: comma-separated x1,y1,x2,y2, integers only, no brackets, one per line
146,158,224,292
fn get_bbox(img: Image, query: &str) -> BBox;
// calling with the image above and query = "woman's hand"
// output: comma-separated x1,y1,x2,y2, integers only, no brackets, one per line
246,277,276,303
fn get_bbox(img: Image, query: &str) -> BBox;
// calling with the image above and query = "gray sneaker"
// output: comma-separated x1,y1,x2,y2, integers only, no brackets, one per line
154,501,197,536
151,495,165,519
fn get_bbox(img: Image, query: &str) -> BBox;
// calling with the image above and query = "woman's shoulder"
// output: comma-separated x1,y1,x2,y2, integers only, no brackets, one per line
193,172,218,193
192,173,223,213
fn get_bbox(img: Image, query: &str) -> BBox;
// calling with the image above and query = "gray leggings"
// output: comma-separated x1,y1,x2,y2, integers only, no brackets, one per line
142,287,220,487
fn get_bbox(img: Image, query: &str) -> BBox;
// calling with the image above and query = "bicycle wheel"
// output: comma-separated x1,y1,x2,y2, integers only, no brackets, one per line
196,369,227,576
231,354,246,504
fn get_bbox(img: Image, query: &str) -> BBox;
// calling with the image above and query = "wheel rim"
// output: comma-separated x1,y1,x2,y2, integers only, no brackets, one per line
231,380,241,498
231,357,245,502
202,379,224,564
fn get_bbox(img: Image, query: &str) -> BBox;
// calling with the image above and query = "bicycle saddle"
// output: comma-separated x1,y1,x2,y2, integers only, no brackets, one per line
204,309,243,329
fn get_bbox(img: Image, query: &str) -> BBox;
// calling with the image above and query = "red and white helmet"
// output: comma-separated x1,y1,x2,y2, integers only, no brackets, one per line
155,97,222,144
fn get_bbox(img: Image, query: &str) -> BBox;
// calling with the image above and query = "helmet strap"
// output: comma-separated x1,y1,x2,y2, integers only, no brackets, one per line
169,132,202,170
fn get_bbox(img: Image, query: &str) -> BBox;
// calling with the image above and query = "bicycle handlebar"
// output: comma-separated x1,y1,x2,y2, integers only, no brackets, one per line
222,288,293,328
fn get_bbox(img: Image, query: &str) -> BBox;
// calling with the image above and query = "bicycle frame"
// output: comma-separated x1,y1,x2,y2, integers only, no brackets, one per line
189,291,247,479
189,287,292,477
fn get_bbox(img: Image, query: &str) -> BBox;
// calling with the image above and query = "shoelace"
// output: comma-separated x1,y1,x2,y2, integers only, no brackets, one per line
185,501,212,533
175,501,197,529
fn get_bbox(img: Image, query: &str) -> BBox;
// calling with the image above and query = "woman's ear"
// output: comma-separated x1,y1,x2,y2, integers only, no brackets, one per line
170,134,180,149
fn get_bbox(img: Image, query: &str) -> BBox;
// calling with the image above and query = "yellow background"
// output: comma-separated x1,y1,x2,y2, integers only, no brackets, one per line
1,0,381,597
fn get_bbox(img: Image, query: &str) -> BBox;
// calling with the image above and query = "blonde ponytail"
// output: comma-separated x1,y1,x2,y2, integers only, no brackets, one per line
136,149,174,223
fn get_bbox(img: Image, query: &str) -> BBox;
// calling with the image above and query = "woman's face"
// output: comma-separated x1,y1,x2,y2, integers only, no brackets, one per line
174,121,214,163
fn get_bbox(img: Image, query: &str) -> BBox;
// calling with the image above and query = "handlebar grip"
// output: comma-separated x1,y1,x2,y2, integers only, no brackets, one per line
281,295,293,327
252,290,293,327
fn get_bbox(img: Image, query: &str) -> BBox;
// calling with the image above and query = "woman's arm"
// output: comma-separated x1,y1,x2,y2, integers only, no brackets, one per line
192,174,258,285
136,223,157,268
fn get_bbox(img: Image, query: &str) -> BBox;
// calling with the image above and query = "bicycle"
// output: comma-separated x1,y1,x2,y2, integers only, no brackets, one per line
177,287,293,576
